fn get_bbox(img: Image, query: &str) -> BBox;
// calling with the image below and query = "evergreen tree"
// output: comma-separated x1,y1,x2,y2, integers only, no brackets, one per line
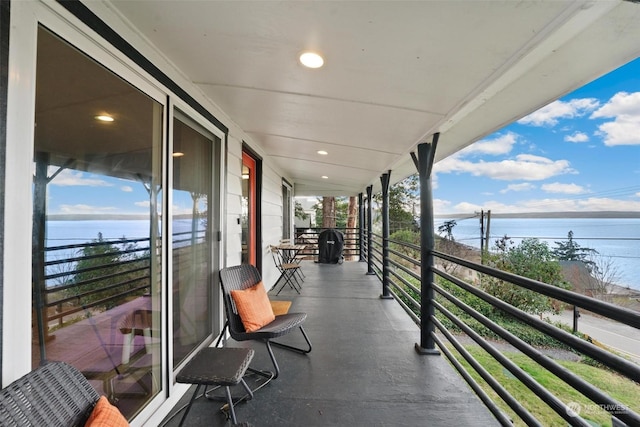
70,233,148,310
552,231,598,271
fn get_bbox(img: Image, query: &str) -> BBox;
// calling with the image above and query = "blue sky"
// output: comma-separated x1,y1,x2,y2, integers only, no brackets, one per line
432,57,640,215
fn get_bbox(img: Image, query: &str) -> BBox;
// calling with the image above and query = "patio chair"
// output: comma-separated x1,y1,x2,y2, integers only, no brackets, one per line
269,245,302,295
217,264,312,379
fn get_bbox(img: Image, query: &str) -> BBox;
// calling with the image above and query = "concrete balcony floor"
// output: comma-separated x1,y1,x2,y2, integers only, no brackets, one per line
162,261,498,426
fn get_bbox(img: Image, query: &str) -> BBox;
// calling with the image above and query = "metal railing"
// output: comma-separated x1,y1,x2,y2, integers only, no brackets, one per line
363,231,640,427
294,227,360,260
37,230,204,330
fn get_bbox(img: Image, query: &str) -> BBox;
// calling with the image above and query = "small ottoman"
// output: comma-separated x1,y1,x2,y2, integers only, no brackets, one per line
176,347,254,425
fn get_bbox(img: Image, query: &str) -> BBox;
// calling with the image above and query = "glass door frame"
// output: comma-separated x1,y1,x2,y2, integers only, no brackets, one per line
241,144,262,272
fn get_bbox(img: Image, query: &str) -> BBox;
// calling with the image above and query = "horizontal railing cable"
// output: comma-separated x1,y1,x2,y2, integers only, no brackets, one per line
434,283,640,426
434,300,594,427
434,267,640,383
434,250,640,329
431,316,541,427
431,332,514,426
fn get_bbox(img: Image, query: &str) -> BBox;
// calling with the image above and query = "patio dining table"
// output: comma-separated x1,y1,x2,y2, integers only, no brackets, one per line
274,244,306,264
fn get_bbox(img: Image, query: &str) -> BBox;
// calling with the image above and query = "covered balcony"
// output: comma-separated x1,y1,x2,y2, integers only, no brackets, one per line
161,260,499,426
9,1,640,426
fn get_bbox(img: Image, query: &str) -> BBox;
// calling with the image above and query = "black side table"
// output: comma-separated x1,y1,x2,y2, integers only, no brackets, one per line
176,347,255,426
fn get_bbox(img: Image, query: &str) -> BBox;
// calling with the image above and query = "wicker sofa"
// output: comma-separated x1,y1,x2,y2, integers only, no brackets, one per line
0,362,100,426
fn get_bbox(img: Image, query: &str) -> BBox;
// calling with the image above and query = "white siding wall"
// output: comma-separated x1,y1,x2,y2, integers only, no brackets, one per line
4,1,292,425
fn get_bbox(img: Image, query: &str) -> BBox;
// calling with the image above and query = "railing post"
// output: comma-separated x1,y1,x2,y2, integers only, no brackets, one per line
358,192,365,262
415,134,441,355
366,185,375,275
33,151,50,363
380,171,393,299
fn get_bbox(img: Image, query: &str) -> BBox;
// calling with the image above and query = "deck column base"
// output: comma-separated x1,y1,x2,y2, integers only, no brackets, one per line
415,343,440,356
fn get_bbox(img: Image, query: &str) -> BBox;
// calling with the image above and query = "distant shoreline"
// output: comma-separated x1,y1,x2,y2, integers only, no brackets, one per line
47,214,194,221
49,211,640,221
435,211,640,219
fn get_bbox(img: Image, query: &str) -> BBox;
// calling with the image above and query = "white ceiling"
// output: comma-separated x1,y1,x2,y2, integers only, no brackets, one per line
108,0,640,196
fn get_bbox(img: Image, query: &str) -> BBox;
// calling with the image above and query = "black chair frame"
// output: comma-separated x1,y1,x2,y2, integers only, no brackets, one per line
217,264,312,379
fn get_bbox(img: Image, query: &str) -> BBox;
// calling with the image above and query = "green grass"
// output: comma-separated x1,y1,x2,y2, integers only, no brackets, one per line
451,345,639,427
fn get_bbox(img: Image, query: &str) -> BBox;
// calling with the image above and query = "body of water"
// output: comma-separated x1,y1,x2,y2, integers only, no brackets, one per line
436,217,640,291
44,218,640,290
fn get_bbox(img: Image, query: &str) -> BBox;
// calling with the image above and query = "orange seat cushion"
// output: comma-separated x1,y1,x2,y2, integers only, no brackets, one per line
231,282,276,332
85,396,129,427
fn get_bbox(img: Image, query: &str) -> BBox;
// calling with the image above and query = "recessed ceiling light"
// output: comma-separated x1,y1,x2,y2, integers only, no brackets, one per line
300,52,324,69
95,114,114,122
321,175,328,179
172,152,184,157
317,150,328,155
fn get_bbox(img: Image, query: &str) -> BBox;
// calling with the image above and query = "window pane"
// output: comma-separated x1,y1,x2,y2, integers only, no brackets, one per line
172,116,215,366
32,27,162,419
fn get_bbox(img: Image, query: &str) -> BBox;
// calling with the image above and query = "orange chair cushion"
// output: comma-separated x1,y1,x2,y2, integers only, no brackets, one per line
231,282,276,332
85,396,129,427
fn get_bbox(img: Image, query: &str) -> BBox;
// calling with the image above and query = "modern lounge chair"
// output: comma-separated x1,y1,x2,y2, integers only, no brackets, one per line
217,264,312,379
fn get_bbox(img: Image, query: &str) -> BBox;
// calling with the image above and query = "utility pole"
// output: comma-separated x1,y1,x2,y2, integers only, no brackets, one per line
479,210,484,250
484,210,491,252
479,209,492,252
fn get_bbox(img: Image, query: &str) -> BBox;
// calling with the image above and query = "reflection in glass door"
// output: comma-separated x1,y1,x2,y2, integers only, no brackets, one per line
172,114,218,366
32,27,162,420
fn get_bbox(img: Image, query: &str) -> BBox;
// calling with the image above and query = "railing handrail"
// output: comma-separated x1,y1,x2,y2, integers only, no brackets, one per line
365,233,640,427
433,249,640,329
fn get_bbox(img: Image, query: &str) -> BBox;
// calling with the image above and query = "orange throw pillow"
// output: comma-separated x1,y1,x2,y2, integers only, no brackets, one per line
231,282,276,332
85,396,129,427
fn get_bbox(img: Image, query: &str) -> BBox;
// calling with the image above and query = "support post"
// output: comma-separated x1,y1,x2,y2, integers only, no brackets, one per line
366,185,375,275
380,171,392,299
358,192,365,262
415,134,441,355
33,152,50,364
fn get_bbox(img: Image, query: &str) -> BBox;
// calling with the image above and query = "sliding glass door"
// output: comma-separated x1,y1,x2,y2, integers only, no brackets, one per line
171,114,219,367
32,26,163,419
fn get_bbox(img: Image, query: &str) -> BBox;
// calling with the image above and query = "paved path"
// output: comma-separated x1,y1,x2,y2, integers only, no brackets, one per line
548,310,640,364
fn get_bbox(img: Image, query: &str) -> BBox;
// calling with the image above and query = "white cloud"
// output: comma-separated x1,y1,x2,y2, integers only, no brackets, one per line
564,132,589,143
500,183,535,193
121,185,134,192
590,92,640,146
58,204,116,214
435,154,574,181
459,132,517,156
433,199,451,213
541,182,588,195
518,98,600,127
49,169,113,187
596,120,640,146
135,201,150,208
451,201,482,213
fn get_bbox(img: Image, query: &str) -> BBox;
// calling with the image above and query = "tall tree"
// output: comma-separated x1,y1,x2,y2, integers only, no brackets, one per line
322,196,336,228
552,231,598,271
345,196,358,260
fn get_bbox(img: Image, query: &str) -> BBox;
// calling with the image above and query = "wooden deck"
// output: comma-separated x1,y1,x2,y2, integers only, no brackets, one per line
161,261,498,426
